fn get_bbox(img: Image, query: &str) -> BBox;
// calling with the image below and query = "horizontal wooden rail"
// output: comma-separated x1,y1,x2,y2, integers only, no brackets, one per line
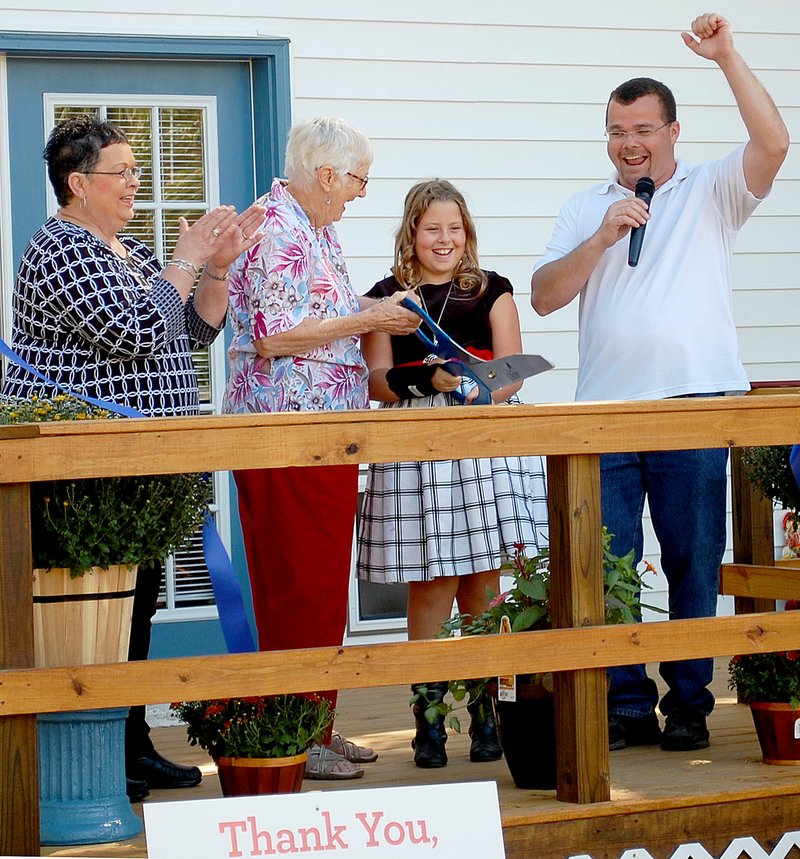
721,563,800,599
1,611,796,717
1,394,799,481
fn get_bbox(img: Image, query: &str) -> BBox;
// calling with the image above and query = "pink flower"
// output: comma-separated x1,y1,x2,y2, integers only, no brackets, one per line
489,591,510,608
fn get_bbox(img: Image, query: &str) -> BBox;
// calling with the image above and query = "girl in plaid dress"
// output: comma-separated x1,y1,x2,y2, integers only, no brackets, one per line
356,179,549,768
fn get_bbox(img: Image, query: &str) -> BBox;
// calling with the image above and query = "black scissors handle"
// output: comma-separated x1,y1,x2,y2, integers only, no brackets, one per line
400,297,492,404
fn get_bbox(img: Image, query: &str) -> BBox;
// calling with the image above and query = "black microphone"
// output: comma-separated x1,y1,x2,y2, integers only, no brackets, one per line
627,177,655,267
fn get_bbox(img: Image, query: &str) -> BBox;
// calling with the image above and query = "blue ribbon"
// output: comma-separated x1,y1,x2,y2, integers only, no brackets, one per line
202,512,256,653
1,335,255,653
791,445,800,494
0,338,142,418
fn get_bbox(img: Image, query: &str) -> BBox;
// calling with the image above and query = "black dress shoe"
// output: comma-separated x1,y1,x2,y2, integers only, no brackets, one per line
128,750,202,789
126,777,150,803
609,713,662,751
660,708,710,751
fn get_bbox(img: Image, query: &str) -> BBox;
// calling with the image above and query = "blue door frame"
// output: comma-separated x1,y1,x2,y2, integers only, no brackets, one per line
0,32,291,657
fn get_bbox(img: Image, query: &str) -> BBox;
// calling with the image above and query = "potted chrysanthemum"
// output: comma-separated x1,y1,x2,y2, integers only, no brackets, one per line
171,695,333,795
0,393,210,666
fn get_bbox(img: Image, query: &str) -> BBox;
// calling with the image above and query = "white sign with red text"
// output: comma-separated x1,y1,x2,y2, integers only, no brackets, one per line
143,781,505,858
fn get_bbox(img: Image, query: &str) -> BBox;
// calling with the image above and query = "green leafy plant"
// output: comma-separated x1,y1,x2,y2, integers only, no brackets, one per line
424,527,660,730
728,600,800,708
741,445,800,557
171,695,334,760
741,445,800,514
0,393,211,576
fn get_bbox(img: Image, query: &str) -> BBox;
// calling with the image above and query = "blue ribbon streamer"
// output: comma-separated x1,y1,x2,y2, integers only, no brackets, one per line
0,338,142,418
202,512,256,653
791,445,800,494
1,335,255,653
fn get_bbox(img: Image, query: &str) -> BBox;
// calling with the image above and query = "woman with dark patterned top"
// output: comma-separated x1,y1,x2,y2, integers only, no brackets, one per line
3,113,264,802
356,179,549,769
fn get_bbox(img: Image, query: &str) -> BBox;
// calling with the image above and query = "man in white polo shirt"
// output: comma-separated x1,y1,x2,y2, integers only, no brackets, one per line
531,12,788,751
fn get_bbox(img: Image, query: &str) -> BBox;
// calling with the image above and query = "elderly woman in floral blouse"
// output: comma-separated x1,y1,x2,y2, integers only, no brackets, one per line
223,117,418,780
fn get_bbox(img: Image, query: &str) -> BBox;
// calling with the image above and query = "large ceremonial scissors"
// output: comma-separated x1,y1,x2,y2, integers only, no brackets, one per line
401,296,553,405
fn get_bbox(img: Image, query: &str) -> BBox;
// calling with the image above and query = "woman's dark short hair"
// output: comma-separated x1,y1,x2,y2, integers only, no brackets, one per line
44,114,129,206
606,78,677,126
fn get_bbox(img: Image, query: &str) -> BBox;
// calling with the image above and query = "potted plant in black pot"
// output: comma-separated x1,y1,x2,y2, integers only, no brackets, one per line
171,694,333,795
436,528,656,789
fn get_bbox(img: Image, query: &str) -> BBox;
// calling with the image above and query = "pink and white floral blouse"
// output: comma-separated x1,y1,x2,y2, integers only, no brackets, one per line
223,179,369,414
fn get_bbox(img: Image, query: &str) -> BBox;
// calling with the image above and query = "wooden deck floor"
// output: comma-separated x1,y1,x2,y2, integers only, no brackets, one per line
41,659,800,859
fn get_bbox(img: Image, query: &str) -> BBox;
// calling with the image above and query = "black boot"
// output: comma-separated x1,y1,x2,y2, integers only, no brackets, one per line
410,683,448,768
467,691,503,763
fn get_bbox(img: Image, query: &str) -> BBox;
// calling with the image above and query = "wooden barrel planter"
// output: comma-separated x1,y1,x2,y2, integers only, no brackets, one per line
216,753,308,796
32,565,137,668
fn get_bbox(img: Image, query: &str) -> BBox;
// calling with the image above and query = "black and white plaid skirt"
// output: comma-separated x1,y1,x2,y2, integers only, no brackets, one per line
355,394,549,583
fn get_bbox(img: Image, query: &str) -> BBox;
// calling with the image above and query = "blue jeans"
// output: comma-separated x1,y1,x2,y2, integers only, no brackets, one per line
602,444,728,719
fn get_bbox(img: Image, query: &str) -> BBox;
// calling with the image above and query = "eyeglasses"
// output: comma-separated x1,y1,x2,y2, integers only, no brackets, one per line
346,171,369,190
83,167,142,182
604,121,672,143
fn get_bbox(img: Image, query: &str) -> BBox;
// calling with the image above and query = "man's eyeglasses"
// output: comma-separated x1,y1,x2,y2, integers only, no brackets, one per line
604,121,672,143
346,171,369,190
83,167,142,182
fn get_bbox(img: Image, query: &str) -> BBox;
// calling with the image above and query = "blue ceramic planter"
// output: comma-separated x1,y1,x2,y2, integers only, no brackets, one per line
38,707,142,845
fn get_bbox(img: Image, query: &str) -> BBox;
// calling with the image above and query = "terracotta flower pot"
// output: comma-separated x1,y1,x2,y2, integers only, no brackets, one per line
216,752,308,796
750,702,800,765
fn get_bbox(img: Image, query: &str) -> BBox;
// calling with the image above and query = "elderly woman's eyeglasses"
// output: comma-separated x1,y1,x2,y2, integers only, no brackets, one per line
83,167,142,182
346,171,369,190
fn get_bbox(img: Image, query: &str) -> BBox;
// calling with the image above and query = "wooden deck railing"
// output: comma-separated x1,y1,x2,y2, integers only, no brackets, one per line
2,394,800,855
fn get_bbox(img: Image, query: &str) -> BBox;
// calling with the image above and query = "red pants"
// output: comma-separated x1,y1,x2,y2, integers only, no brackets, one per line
234,465,359,742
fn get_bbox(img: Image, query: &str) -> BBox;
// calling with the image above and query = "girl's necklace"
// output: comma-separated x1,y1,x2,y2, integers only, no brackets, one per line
417,280,453,328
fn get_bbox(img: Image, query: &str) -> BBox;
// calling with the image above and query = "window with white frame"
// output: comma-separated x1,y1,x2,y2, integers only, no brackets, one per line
46,96,230,619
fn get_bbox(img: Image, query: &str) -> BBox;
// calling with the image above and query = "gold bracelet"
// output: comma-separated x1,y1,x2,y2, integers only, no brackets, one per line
203,263,229,281
167,258,201,280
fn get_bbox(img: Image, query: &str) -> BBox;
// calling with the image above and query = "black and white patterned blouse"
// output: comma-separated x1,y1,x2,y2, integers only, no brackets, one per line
3,217,222,416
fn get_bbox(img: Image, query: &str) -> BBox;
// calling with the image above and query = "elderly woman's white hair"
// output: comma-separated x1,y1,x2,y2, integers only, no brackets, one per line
284,117,373,191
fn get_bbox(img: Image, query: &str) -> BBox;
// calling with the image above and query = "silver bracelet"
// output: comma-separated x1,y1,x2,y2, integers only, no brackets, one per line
167,258,201,280
203,263,229,281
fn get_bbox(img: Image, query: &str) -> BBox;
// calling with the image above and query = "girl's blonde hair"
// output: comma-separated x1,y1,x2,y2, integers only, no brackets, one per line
393,179,486,295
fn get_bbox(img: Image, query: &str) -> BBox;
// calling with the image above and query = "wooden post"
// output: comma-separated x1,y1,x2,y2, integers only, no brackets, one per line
0,483,39,856
547,454,610,804
730,447,777,615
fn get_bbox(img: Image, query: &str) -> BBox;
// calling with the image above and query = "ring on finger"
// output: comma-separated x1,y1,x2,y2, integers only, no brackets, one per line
242,231,251,240
212,227,222,237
